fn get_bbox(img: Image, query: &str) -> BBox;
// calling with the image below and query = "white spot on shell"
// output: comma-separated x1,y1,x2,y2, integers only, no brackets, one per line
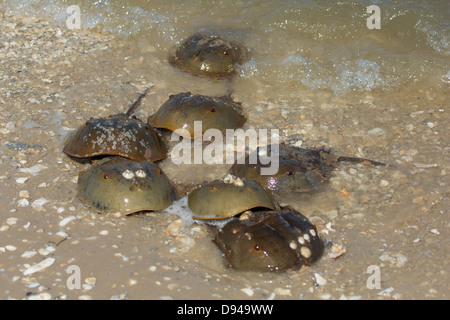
223,174,236,184
309,229,316,237
122,169,135,179
289,241,297,250
135,169,146,178
298,236,305,245
303,233,310,242
234,178,244,187
300,246,311,259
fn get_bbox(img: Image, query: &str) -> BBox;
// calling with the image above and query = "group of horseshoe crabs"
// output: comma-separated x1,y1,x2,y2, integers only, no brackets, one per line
63,33,386,272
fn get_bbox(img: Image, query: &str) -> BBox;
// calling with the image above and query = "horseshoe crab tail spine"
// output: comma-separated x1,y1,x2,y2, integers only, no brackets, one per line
126,87,151,117
337,156,387,167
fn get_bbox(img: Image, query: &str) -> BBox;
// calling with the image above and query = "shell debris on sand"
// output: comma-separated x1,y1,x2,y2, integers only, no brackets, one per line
166,219,183,237
31,198,49,211
22,257,55,276
59,215,76,227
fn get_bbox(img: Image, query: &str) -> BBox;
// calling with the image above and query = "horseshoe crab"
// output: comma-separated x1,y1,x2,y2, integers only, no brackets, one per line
63,90,167,161
187,174,278,220
214,206,324,272
168,33,248,79
230,143,386,194
77,157,178,214
149,92,247,140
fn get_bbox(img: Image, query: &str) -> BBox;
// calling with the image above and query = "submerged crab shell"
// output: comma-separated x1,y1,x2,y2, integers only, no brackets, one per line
149,92,247,140
77,158,178,214
63,114,167,161
168,33,248,79
214,207,324,272
187,178,278,220
230,144,330,193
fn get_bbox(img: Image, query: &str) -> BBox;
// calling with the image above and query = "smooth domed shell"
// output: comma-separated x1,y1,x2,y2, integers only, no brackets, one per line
77,158,178,214
149,92,247,140
168,33,248,79
187,175,278,220
63,114,167,161
214,207,324,272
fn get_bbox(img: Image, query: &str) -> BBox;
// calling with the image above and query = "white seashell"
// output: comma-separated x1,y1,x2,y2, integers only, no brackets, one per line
5,245,17,252
274,288,291,296
240,287,254,297
314,273,327,286
166,219,182,237
21,250,37,258
85,277,96,286
31,198,49,211
15,177,29,184
38,248,51,256
19,190,29,198
59,216,76,227
17,199,30,207
56,231,70,238
6,217,18,226
28,292,52,300
23,257,55,276
18,164,48,175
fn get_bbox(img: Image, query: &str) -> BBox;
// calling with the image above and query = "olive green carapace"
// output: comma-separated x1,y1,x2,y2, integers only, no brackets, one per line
231,143,386,194
149,92,247,140
63,114,167,161
168,33,249,79
187,176,278,220
214,207,324,272
77,158,178,214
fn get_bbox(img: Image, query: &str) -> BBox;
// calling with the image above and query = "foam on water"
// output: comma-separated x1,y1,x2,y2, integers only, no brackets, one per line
163,196,234,229
2,0,448,94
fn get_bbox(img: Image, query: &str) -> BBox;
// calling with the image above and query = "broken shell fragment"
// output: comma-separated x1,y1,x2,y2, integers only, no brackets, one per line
63,113,167,161
23,257,56,276
187,176,278,220
77,158,178,214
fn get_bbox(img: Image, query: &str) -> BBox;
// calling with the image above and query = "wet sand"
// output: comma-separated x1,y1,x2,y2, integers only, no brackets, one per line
0,9,448,300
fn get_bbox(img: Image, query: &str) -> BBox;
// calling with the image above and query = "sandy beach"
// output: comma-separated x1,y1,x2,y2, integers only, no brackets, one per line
0,5,448,301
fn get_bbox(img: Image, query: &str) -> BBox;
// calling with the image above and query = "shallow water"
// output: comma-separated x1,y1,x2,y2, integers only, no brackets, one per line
3,0,449,94
0,1,448,300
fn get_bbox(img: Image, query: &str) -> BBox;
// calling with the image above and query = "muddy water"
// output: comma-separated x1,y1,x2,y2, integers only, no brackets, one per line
0,1,449,300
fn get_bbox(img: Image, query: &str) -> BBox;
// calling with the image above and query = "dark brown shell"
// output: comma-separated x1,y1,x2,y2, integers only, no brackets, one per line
168,33,248,79
63,114,167,161
187,175,278,220
77,157,178,214
149,92,246,140
214,206,324,272
230,143,385,194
